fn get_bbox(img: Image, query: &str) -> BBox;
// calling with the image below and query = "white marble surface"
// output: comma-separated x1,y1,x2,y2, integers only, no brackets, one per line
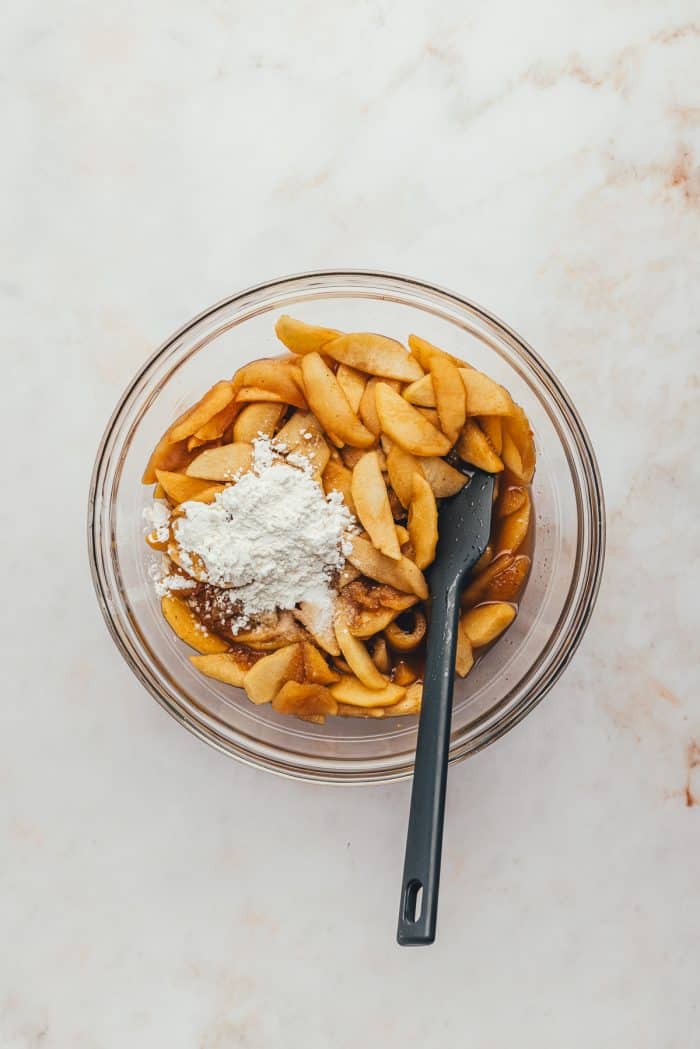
2,2,699,1046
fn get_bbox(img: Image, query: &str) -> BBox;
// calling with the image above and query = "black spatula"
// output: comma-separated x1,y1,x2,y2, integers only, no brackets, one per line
397,468,495,946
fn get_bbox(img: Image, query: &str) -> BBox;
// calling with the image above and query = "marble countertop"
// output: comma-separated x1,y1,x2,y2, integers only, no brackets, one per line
2,2,698,1046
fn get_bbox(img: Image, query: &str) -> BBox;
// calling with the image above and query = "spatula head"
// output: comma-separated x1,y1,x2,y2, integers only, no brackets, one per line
428,469,495,595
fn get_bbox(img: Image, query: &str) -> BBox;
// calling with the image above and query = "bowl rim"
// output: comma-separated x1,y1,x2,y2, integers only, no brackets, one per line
88,269,606,784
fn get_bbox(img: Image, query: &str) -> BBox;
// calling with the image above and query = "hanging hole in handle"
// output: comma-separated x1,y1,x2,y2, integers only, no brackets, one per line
403,879,423,923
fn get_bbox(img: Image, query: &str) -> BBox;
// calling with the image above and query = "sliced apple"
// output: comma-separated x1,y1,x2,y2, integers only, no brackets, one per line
142,434,194,485
274,410,330,476
161,595,229,655
386,445,423,508
370,637,391,674
322,457,356,515
460,603,516,647
501,404,536,483
155,470,221,505
185,442,253,481
455,626,474,677
169,381,237,442
461,369,514,416
481,555,531,602
407,334,464,369
292,602,341,656
233,611,307,650
300,353,375,449
430,354,467,444
336,364,366,412
386,681,422,716
480,415,503,456
272,681,338,718
243,642,304,704
497,484,527,518
393,661,419,686
351,452,401,560
329,675,405,709
497,489,531,554
334,616,388,690
322,332,424,382
403,373,435,407
456,421,504,473
348,536,428,598
407,473,438,570
375,382,452,457
233,402,285,443
384,608,427,651
335,703,386,718
190,647,262,686
194,398,242,443
234,358,307,409
420,457,468,498
302,642,341,685
236,387,285,403
274,315,341,355
349,606,405,639
460,553,514,608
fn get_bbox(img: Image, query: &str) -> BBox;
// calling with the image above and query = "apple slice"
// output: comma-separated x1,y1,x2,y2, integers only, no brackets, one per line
190,647,262,686
274,315,341,355
407,474,438,570
460,603,515,647
322,332,424,382
161,595,228,655
351,452,401,560
186,442,253,481
348,536,428,599
272,682,338,718
330,675,406,709
456,421,504,473
243,643,304,705
300,353,375,449
375,382,452,457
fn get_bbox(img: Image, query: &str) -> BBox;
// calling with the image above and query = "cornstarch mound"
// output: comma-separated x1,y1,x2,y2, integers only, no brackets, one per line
148,436,356,631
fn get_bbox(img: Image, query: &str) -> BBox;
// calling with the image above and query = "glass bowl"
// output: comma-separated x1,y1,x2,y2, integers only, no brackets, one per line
88,271,605,784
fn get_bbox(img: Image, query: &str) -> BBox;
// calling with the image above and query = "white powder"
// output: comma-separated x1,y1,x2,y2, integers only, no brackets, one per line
143,501,170,543
165,436,355,630
148,561,194,598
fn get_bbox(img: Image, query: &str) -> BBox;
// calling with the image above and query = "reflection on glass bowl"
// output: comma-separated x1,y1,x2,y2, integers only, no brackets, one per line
88,271,605,784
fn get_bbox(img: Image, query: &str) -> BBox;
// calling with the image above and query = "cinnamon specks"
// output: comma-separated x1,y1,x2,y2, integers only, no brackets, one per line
667,146,700,207
685,741,700,807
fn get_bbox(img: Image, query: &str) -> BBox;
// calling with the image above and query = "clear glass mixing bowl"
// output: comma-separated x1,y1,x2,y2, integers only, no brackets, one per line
88,271,605,784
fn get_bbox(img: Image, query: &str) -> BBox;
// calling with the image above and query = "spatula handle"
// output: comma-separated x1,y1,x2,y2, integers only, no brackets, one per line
397,583,461,946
